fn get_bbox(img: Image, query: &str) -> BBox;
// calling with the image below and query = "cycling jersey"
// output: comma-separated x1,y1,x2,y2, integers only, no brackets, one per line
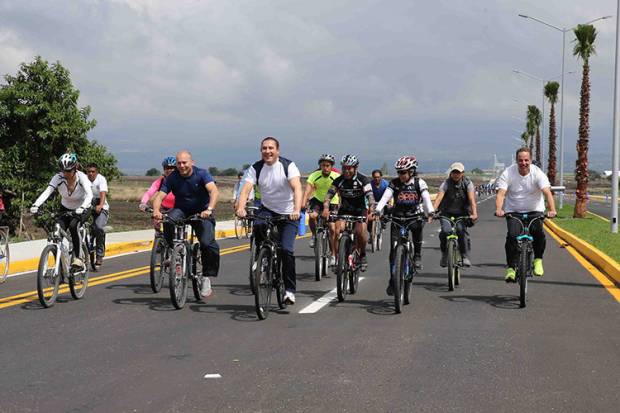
141,176,175,210
33,171,93,210
307,170,340,204
328,173,373,213
376,177,434,217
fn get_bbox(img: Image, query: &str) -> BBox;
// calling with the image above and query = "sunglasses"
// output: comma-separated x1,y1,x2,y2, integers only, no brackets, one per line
164,166,176,170
397,171,409,175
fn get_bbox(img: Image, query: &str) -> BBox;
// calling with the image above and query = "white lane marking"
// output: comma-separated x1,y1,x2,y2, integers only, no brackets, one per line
204,374,222,379
299,277,365,314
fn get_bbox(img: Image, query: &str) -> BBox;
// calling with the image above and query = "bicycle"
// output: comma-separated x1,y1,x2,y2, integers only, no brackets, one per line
505,212,546,308
369,217,384,253
244,206,258,294
85,214,101,272
234,211,253,240
313,214,330,281
333,214,367,302
160,212,205,309
383,215,423,313
143,208,169,293
436,214,471,292
35,210,90,308
0,225,9,283
252,214,289,320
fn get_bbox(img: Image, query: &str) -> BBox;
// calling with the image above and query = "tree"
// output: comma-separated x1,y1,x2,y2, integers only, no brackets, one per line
220,168,239,176
544,81,560,185
0,56,117,231
526,105,541,162
572,24,597,218
471,168,484,174
208,166,220,176
145,168,160,176
520,131,529,147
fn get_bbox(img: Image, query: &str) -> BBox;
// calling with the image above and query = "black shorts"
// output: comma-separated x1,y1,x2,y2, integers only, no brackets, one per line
337,207,367,218
308,198,338,214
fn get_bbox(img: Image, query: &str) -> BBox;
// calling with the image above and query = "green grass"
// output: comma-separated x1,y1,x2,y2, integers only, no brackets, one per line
552,204,620,263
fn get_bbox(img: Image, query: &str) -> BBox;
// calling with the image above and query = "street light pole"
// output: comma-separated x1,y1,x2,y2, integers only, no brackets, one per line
612,0,620,233
518,14,612,209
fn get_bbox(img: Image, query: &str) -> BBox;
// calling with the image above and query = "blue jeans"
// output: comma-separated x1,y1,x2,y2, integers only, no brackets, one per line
253,207,299,292
163,209,220,277
92,209,108,257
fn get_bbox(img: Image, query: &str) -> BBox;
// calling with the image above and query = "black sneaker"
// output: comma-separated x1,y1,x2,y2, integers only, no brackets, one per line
413,255,422,271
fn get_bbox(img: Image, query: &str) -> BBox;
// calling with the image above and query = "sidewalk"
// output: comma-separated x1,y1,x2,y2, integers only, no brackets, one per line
7,219,238,275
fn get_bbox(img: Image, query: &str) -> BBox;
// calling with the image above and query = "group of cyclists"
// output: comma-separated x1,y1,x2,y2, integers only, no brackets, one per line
23,138,557,308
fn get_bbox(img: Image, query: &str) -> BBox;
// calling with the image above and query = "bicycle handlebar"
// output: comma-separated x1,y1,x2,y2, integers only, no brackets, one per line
329,214,367,223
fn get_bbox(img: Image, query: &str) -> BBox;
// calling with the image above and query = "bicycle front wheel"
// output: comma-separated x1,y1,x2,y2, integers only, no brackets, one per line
37,245,61,308
321,231,329,278
336,237,350,302
393,246,405,313
234,216,245,239
249,237,257,294
314,229,323,281
191,243,202,301
377,226,383,251
349,251,359,294
169,243,189,309
0,229,9,283
447,240,456,292
69,242,90,300
89,233,99,272
370,221,377,253
149,237,165,293
254,247,274,320
518,249,529,308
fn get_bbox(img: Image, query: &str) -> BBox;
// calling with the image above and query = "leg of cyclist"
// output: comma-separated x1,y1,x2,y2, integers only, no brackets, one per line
456,220,471,267
529,215,546,276
277,216,299,303
93,210,108,265
386,222,399,296
410,219,425,270
328,204,338,267
438,219,451,267
59,206,84,268
355,217,368,271
307,198,321,248
504,217,521,282
192,217,220,297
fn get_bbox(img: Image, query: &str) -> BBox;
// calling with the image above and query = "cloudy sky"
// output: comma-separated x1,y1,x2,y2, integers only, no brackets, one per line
0,0,618,174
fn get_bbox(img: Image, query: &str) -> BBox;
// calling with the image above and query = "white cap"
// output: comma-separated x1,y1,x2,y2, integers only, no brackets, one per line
449,162,465,172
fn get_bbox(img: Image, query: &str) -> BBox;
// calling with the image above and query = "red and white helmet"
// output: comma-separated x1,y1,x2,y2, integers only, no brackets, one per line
394,155,418,172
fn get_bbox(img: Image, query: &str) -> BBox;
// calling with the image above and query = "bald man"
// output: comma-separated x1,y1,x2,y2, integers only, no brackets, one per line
152,150,220,297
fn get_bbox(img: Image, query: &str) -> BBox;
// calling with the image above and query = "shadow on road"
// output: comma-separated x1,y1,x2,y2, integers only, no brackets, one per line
112,296,177,311
328,298,397,316
106,283,154,295
189,302,264,322
21,295,73,310
439,294,521,309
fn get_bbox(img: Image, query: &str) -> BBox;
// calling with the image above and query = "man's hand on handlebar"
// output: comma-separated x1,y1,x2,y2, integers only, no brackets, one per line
495,209,505,218
200,209,213,219
547,210,557,218
152,210,163,220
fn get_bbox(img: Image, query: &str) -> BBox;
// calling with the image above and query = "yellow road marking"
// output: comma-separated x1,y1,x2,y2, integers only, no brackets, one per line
588,210,610,222
546,227,620,303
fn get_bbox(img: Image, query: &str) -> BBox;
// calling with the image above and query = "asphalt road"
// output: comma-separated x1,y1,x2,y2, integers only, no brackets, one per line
0,197,619,412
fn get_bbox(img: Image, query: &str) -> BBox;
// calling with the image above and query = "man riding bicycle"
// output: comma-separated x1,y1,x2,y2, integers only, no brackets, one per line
495,147,557,282
322,154,374,272
86,163,109,266
432,162,477,268
152,150,220,297
236,137,303,305
374,155,434,295
302,154,340,267
30,153,93,269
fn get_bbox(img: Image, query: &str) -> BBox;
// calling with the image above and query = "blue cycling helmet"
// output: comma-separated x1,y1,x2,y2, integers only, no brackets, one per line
161,156,177,168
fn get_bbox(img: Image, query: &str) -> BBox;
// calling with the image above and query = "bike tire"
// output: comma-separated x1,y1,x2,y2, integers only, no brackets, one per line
403,250,413,305
518,249,529,308
370,222,377,253
169,243,188,309
393,246,405,313
314,229,323,281
0,229,9,283
244,218,252,239
336,237,349,302
447,240,456,292
191,243,202,301
321,231,329,278
454,249,461,287
254,247,273,320
377,227,383,251
349,252,359,294
69,242,90,300
149,237,165,293
234,216,244,239
249,236,257,294
37,244,61,308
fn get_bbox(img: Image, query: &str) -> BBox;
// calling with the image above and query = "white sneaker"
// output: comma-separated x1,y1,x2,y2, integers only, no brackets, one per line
200,276,213,297
71,257,84,269
309,237,315,248
284,290,295,305
329,256,336,267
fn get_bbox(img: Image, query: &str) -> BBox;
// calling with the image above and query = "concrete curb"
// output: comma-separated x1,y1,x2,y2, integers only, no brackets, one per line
544,219,620,285
8,228,240,275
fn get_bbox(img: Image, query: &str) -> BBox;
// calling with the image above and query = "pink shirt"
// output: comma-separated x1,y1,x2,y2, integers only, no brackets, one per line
141,176,175,209
0,195,4,211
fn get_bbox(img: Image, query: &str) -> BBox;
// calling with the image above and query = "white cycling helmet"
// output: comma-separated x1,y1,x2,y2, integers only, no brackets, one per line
318,154,335,165
341,154,359,167
58,153,78,171
394,155,418,172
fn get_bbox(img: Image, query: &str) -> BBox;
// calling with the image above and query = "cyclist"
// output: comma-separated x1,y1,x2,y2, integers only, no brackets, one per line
322,154,374,272
86,163,109,266
236,136,303,305
30,153,93,269
374,156,434,295
495,147,557,282
139,157,177,232
151,150,220,297
432,162,477,268
232,170,254,211
302,154,340,267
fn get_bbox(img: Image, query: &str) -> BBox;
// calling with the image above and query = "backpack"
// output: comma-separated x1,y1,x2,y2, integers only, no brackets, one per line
252,157,292,181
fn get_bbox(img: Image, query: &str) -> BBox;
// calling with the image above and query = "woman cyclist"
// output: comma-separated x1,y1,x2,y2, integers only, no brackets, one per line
30,153,93,268
139,156,177,230
374,155,434,295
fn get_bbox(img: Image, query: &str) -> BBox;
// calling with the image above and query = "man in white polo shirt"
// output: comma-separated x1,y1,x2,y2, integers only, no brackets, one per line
236,137,303,304
86,162,109,266
495,147,557,282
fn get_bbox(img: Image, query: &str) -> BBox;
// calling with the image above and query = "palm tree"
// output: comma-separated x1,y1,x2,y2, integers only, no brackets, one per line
572,24,597,218
526,105,539,158
544,81,560,185
532,106,542,164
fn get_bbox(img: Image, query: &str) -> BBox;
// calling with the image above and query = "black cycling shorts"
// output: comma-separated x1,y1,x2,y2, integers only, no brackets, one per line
309,198,338,214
